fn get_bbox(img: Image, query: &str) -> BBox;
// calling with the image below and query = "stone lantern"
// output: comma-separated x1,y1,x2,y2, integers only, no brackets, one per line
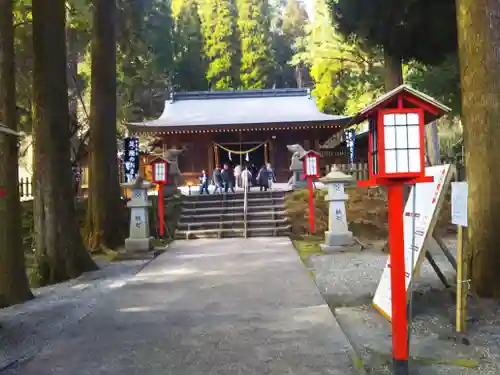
122,178,156,252
319,166,355,252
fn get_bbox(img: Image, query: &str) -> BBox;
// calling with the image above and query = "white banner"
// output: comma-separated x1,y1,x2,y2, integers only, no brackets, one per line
451,181,468,227
373,164,453,320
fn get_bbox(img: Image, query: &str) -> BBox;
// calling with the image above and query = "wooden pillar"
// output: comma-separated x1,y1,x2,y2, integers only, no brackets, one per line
214,142,219,167
264,142,269,164
208,140,214,172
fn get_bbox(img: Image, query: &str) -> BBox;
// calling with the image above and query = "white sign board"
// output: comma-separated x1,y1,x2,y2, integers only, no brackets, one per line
451,182,468,227
373,164,453,320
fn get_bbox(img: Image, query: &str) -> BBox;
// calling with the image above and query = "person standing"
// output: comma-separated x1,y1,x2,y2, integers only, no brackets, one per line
212,165,223,194
257,165,268,191
241,165,252,192
266,163,276,191
199,170,210,195
234,164,242,188
221,163,235,193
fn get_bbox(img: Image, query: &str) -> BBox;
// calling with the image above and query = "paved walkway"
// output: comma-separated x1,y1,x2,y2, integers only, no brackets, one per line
6,238,359,375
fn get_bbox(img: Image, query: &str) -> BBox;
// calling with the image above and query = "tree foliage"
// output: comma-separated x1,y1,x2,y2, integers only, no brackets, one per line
406,55,461,115
173,0,207,91
199,0,240,89
271,0,309,88
331,0,457,89
294,0,384,114
331,0,458,65
237,0,275,88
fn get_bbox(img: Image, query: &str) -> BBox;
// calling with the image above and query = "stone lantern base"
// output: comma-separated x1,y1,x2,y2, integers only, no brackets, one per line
320,231,356,253
125,237,154,252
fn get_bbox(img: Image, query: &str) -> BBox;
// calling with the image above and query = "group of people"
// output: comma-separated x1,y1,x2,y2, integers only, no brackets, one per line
198,163,276,194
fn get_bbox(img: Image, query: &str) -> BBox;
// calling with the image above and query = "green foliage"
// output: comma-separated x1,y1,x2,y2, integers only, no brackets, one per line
199,0,240,89
271,0,308,88
115,0,175,122
173,0,207,91
293,0,384,114
405,54,461,115
237,0,275,88
331,0,457,65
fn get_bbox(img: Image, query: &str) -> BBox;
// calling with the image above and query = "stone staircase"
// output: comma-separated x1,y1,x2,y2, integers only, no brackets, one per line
175,190,291,239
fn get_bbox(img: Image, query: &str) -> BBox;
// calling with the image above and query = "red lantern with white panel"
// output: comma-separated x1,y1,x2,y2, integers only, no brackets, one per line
151,159,168,184
373,109,425,179
150,157,168,237
302,150,321,178
351,85,451,375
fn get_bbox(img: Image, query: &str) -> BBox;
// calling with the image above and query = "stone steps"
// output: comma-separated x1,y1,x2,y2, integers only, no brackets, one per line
178,218,289,231
182,190,286,202
175,225,291,240
181,204,284,214
181,196,285,209
179,210,287,223
175,191,289,239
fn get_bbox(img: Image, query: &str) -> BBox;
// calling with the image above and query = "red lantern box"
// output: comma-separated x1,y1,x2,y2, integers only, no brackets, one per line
151,159,168,184
301,150,321,178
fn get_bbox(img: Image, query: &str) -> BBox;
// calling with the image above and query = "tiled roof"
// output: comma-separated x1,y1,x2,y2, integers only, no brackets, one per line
126,88,350,131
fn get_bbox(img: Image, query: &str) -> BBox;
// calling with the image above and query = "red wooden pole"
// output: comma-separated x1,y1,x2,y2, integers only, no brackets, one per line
387,183,409,375
308,176,315,233
158,183,164,238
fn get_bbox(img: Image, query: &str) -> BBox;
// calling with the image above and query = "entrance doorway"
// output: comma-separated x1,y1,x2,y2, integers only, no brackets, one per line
215,142,268,170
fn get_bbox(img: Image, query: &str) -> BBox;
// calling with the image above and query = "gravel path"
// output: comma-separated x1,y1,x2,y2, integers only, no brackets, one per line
309,236,500,374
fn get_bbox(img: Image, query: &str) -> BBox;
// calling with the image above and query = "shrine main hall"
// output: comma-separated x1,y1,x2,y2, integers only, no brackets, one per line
126,88,351,183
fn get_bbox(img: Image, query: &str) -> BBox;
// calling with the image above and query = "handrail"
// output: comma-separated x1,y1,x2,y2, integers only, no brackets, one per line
243,168,249,238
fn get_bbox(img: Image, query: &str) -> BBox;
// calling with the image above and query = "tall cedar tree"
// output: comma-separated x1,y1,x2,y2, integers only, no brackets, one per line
116,0,174,120
200,0,240,89
0,0,33,306
237,0,275,88
173,0,207,91
32,0,97,284
332,0,457,90
281,0,309,86
85,0,126,251
456,0,500,297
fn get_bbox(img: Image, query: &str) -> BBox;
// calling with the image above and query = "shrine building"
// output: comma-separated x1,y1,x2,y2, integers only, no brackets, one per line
126,88,351,184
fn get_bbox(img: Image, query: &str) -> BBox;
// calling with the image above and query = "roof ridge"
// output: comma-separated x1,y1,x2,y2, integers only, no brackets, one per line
171,88,311,101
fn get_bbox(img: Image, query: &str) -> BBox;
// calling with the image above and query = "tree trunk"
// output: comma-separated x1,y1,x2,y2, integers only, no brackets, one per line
67,27,80,164
32,0,98,285
456,0,500,297
383,46,403,91
85,0,126,251
0,0,33,307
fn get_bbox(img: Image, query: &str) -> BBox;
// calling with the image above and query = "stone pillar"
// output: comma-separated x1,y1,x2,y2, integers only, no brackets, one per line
122,180,155,252
319,167,355,252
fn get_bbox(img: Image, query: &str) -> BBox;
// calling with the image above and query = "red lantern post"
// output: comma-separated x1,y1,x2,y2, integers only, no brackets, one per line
301,150,321,233
151,158,168,238
352,85,450,375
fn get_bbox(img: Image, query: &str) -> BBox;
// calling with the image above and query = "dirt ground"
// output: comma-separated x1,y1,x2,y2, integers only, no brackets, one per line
286,186,453,242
